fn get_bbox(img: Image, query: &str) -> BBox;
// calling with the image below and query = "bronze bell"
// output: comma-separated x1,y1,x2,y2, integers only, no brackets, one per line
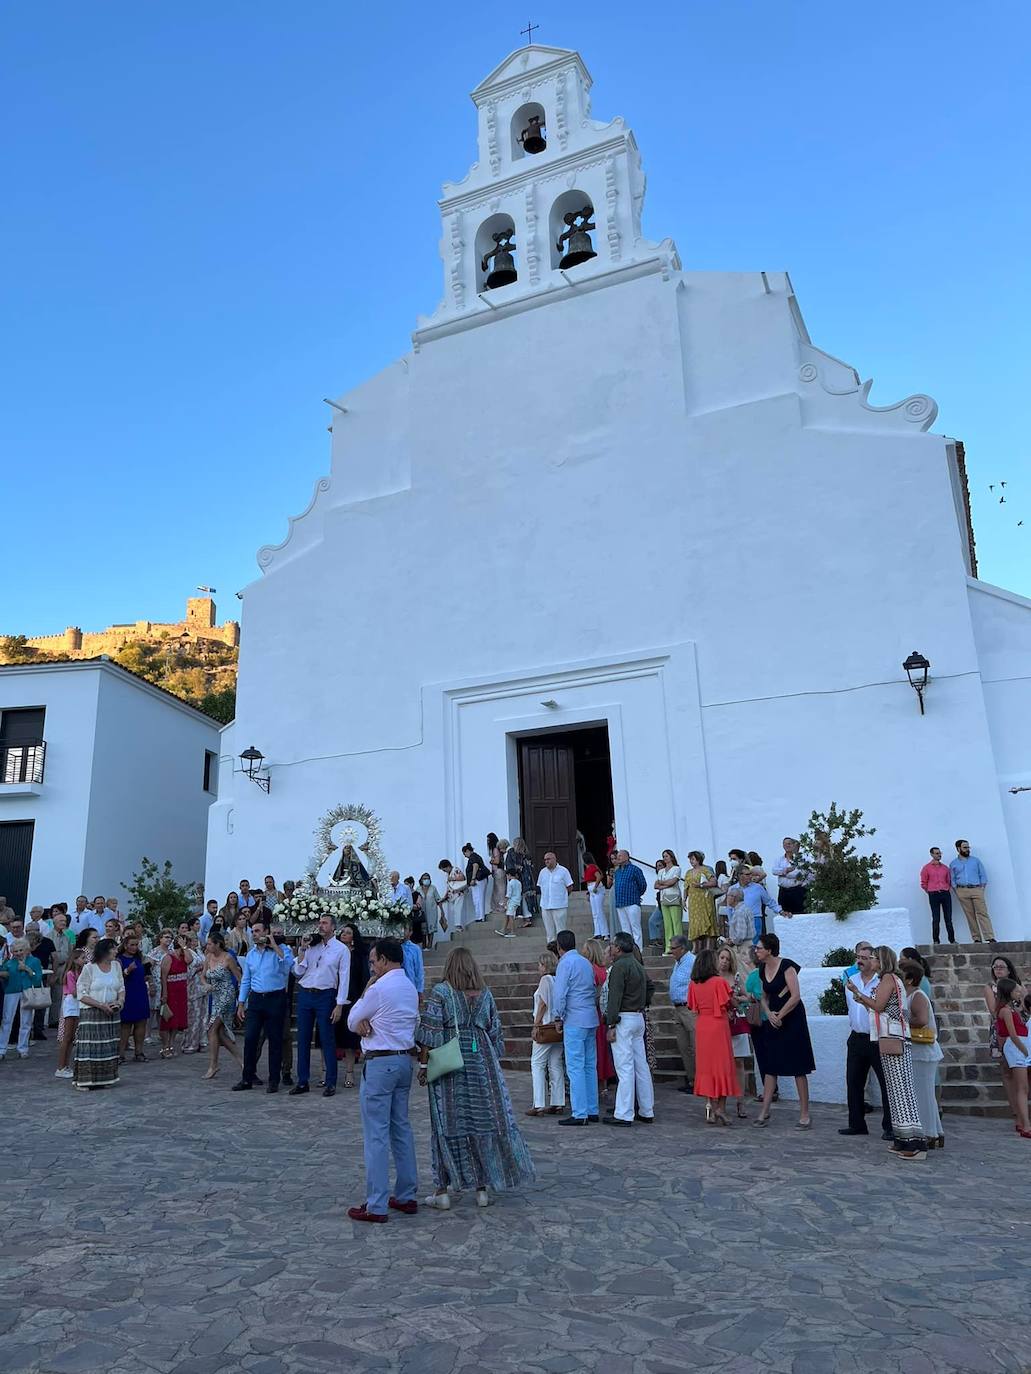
557,206,598,269
481,230,518,289
519,114,546,155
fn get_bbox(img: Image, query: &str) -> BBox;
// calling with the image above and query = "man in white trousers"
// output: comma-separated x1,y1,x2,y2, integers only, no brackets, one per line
536,852,574,943
603,932,655,1126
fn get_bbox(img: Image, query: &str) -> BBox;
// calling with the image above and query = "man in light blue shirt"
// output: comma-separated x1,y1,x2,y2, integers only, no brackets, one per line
551,929,599,1124
233,923,294,1094
949,840,994,942
667,934,696,1093
401,927,425,996
199,899,218,945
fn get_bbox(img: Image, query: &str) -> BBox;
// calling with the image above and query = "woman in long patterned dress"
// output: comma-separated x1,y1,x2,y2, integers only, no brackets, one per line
182,936,208,1055
73,938,125,1090
684,851,718,948
159,937,190,1058
416,947,535,1210
202,934,243,1080
847,946,927,1160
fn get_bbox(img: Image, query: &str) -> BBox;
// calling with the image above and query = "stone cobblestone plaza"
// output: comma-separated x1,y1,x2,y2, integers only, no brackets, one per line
2,1050,1029,1374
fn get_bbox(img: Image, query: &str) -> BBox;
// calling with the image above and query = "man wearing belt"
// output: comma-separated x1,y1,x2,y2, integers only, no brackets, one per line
233,922,293,1094
290,915,351,1098
837,941,892,1140
949,840,994,943
346,937,420,1224
668,934,695,1094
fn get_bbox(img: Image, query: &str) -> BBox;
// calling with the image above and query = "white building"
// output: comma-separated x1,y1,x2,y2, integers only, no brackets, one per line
206,44,1031,940
0,659,220,916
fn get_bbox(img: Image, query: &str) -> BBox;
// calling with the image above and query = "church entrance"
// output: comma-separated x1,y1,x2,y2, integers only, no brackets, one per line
516,724,614,884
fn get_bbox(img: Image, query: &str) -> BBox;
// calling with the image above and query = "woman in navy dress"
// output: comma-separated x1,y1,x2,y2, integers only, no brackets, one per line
117,932,151,1062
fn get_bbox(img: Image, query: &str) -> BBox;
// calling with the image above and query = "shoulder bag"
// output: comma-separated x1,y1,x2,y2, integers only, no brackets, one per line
21,984,50,1011
876,975,907,1057
426,984,467,1084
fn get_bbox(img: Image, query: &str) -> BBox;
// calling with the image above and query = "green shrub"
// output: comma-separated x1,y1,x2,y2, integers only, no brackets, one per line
822,946,855,968
818,978,848,1016
799,803,882,920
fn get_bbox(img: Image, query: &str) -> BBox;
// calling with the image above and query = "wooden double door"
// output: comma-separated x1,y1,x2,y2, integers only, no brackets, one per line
518,738,579,878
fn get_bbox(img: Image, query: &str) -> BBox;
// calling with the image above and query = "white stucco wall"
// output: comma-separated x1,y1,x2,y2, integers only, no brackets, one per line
204,47,1026,938
207,267,1024,939
0,662,218,913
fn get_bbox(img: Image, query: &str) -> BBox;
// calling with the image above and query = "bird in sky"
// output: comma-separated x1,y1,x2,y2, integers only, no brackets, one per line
989,484,995,492
999,496,1006,504
1001,481,1007,488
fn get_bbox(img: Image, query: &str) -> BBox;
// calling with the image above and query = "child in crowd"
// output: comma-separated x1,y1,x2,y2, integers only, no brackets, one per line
55,948,86,1079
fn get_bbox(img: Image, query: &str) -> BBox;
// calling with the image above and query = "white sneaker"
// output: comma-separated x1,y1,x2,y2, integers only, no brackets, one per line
54,1067,73,1079
476,1189,491,1208
424,1192,451,1210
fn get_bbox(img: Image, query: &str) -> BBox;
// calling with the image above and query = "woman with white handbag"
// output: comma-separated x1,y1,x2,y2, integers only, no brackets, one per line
0,937,46,1059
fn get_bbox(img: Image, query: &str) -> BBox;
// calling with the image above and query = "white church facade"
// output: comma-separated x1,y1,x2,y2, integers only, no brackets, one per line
206,44,1031,941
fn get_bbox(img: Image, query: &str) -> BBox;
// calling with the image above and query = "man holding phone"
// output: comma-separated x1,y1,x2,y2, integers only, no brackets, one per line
233,922,293,1093
838,941,892,1140
290,915,351,1098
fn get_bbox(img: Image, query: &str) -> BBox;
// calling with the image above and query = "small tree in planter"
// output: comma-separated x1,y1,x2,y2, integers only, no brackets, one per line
798,803,882,922
822,946,856,968
818,978,848,1015
123,858,196,938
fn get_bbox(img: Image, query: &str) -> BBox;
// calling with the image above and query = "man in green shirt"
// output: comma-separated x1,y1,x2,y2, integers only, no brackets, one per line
603,932,656,1127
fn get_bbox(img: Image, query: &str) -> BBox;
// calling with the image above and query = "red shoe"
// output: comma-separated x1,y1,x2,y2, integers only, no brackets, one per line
347,1204,388,1224
1018,1129,1031,1139
388,1196,418,1214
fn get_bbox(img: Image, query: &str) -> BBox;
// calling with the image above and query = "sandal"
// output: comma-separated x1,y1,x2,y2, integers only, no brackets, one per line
753,1113,770,1127
736,1103,748,1119
796,1118,812,1130
134,1052,147,1063
343,1072,355,1089
203,1067,219,1080
525,1107,545,1117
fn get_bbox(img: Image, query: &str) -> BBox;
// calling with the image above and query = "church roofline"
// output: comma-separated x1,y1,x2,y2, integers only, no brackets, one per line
470,44,591,103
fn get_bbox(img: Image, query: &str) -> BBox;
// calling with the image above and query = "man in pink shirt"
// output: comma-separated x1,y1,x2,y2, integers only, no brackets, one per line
346,937,420,1224
919,846,955,944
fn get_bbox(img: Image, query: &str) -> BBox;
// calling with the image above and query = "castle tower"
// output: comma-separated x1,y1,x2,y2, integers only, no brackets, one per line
414,44,678,344
186,597,217,632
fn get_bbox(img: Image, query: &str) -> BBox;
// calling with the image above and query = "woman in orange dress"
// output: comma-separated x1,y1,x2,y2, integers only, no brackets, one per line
688,948,742,1126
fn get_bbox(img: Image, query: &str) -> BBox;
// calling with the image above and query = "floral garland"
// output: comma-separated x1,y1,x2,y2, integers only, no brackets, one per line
272,889,409,937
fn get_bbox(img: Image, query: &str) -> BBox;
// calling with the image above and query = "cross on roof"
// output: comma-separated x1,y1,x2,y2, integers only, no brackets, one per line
520,19,539,45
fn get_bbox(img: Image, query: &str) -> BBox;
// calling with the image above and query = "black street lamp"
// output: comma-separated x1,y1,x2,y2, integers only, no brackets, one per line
903,651,930,715
239,744,271,793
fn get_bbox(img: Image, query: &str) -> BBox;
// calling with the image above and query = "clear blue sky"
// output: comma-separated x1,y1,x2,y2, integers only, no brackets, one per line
4,1,1029,634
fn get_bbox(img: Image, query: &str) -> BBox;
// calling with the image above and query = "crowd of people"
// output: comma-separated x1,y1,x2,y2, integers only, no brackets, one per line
0,825,1024,1194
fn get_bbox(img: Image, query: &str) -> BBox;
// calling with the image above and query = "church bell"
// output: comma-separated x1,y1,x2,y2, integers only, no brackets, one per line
519,115,547,155
481,230,518,289
557,206,598,269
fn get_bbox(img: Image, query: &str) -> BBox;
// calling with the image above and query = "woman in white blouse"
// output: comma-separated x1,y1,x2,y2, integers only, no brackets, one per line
654,848,683,956
527,951,565,1115
73,937,125,1091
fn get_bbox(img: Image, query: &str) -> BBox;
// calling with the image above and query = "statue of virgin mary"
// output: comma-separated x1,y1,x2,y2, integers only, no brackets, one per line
332,842,374,891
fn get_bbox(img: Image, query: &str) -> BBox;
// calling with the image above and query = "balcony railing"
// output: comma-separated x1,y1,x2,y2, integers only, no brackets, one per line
1,740,46,785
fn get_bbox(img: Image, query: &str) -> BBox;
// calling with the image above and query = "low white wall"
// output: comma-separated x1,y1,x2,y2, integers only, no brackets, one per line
747,907,917,1107
778,907,914,969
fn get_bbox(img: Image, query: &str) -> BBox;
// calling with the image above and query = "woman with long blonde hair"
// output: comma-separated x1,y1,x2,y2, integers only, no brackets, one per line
416,946,534,1210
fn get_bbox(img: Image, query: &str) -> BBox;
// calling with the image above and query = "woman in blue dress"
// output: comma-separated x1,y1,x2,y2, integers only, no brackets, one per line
416,946,535,1210
117,932,151,1062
